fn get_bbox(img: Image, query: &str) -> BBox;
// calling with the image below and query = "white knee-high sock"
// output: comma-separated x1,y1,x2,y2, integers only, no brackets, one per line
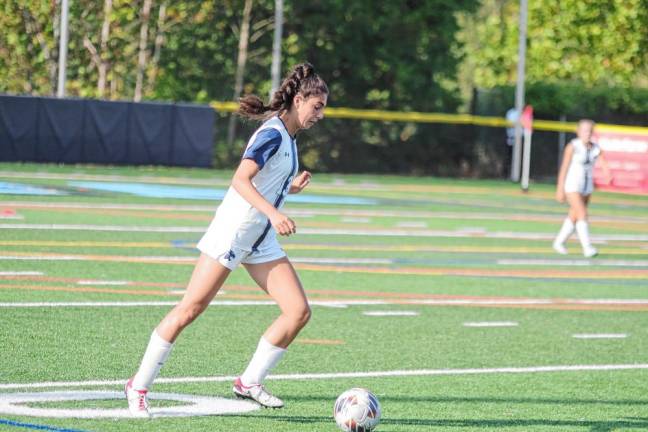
575,220,592,250
554,218,575,245
132,330,173,390
240,337,286,387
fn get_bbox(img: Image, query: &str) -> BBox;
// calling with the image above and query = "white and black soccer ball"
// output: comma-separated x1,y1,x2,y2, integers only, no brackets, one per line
333,388,381,432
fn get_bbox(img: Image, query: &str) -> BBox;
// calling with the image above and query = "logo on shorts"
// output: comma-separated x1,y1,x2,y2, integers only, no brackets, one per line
225,249,236,261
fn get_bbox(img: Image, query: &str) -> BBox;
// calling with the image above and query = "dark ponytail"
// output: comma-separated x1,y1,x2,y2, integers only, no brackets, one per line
238,62,329,120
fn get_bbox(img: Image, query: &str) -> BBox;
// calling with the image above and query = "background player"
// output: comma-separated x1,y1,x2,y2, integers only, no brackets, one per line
553,119,611,257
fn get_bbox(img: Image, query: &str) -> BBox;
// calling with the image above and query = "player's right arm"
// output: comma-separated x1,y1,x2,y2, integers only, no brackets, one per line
231,159,296,236
555,143,573,202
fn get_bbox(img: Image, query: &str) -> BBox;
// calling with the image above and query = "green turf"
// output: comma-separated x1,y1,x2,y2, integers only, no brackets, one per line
0,163,647,431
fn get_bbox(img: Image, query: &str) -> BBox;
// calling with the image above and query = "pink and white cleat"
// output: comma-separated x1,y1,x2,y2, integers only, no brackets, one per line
232,377,284,408
124,377,151,418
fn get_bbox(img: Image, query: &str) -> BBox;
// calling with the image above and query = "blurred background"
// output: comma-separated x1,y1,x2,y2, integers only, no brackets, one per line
1,0,647,180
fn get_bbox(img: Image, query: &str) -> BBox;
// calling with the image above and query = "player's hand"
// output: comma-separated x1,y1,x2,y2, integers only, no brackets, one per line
555,190,565,203
289,171,312,194
270,211,296,236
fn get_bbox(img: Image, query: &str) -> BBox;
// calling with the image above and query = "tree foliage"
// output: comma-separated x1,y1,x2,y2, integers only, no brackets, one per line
458,0,648,89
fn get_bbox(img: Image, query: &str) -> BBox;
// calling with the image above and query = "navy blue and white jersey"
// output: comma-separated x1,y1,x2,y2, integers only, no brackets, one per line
198,116,298,256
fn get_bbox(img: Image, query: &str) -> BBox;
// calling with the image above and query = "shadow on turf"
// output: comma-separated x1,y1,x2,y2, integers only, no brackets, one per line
233,414,648,431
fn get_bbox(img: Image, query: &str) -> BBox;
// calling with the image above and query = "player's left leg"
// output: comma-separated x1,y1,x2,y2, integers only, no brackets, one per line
233,257,310,407
568,193,597,257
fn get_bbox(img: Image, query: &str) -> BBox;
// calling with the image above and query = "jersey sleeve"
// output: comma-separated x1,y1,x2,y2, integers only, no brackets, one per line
242,128,282,170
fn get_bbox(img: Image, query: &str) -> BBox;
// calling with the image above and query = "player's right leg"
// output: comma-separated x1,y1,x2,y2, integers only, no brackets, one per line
125,253,231,417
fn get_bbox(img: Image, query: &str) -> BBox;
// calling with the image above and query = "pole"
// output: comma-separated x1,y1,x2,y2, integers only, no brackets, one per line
510,0,528,182
521,128,532,191
270,0,284,98
57,0,70,98
558,114,566,170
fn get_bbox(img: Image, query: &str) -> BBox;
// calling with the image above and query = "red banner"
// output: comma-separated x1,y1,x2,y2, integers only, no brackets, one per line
593,128,648,194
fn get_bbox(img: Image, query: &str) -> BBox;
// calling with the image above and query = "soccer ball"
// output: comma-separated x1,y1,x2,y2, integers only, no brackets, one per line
333,388,381,432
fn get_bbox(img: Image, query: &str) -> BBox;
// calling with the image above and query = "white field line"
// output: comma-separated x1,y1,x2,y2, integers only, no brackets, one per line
2,223,647,242
362,311,420,316
77,280,129,286
1,201,215,212
0,224,204,233
291,257,393,265
0,271,43,276
463,321,519,327
499,259,648,267
396,221,428,228
0,300,388,308
3,200,648,225
0,171,231,187
0,255,195,262
1,298,648,309
572,334,628,339
340,217,372,223
2,363,648,390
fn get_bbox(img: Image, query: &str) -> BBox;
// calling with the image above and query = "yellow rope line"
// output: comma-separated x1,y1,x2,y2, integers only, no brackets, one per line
210,101,648,134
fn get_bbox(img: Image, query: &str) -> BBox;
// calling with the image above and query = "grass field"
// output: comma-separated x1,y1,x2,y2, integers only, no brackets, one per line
1,162,647,432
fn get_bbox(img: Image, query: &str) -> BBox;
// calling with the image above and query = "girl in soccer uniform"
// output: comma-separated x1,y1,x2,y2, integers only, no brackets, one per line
553,119,611,257
125,63,328,417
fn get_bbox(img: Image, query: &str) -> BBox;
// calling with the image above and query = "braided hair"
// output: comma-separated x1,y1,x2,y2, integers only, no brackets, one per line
238,62,328,120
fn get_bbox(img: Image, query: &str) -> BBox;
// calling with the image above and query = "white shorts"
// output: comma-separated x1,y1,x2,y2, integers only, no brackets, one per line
196,221,286,271
564,172,593,195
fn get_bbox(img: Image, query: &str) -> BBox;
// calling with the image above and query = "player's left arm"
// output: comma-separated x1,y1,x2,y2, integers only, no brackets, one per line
597,151,613,184
289,171,312,194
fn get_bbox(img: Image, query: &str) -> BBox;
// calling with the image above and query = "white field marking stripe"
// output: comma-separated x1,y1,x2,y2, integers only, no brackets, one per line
1,299,648,308
77,280,129,286
0,255,195,262
340,217,372,223
1,201,215,212
292,257,393,265
463,321,519,327
396,221,428,228
4,201,648,225
0,171,231,187
0,271,43,276
0,223,204,233
2,223,648,242
499,259,648,267
362,311,420,316
0,391,259,418
2,364,648,390
0,300,389,308
572,334,628,339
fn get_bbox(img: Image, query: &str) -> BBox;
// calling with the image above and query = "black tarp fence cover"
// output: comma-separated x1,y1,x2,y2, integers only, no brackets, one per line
0,94,214,167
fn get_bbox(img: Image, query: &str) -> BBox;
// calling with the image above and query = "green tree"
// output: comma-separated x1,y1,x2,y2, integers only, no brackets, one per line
458,0,648,90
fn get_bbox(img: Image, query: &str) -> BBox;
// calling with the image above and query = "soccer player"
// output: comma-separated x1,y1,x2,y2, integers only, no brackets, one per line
125,63,328,417
553,119,611,257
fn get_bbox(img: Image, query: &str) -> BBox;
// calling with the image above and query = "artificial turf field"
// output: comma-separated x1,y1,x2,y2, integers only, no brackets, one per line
0,162,647,432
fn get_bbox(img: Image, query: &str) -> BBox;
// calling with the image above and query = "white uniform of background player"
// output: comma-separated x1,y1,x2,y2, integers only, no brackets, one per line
563,138,601,196
553,120,611,257
198,117,297,269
